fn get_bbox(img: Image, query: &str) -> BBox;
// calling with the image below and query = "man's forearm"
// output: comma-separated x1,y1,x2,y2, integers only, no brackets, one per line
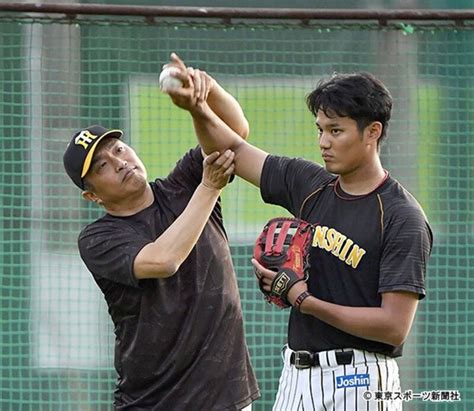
190,101,267,187
191,101,244,155
134,183,221,279
207,82,249,140
299,292,418,347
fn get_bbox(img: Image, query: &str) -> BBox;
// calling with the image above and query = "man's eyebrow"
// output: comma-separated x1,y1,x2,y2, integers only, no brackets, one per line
316,121,343,128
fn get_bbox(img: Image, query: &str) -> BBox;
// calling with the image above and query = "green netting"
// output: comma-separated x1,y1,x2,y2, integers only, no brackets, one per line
0,14,473,411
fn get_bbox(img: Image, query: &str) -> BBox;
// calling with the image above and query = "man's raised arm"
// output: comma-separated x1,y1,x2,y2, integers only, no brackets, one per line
164,53,268,188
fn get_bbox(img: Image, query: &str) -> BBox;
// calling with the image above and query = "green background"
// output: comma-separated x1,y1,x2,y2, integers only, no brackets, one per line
1,10,473,411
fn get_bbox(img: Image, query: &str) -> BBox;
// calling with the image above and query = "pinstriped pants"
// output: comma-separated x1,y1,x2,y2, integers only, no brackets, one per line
273,346,402,411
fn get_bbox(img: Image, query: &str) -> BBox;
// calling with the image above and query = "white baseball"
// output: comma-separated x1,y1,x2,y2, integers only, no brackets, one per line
159,66,183,91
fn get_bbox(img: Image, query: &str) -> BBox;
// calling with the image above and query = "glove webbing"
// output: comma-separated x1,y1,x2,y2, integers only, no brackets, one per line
264,219,299,257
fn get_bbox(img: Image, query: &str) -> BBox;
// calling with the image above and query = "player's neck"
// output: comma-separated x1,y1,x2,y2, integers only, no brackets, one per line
337,161,387,196
104,184,155,217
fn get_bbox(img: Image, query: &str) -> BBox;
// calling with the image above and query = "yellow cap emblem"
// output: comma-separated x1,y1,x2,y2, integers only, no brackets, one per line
74,130,99,150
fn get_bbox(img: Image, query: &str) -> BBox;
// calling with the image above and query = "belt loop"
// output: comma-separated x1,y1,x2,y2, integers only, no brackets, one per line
318,351,329,368
327,350,338,367
281,344,288,362
351,349,363,365
317,350,337,368
284,345,292,366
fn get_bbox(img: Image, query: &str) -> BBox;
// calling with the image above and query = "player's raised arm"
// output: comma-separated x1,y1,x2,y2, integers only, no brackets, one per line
163,53,267,188
189,67,250,141
191,101,268,188
161,53,249,141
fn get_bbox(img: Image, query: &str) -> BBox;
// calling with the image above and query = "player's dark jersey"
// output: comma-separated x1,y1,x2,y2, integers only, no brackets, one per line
261,155,433,357
78,147,259,410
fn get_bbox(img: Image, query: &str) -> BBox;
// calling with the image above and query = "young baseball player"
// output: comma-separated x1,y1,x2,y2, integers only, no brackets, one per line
167,54,433,410
62,69,259,409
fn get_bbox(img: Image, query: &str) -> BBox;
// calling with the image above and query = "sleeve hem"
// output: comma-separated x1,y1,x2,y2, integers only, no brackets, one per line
379,285,426,300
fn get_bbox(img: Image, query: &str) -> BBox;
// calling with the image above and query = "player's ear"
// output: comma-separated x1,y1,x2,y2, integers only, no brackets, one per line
82,190,103,205
365,121,382,145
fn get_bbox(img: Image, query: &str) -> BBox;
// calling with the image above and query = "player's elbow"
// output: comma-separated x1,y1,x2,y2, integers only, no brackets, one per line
385,333,406,347
385,325,411,347
134,248,181,279
156,259,180,278
134,261,179,279
238,118,250,141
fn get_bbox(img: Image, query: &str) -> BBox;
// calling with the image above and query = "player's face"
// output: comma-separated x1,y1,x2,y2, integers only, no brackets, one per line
316,110,372,176
84,138,148,202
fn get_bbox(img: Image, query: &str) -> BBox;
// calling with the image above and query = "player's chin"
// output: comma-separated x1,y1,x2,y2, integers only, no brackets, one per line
124,172,147,188
323,162,340,174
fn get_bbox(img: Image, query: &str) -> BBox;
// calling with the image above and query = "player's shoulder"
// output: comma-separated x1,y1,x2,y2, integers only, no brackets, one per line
266,154,334,184
78,213,136,243
378,176,429,222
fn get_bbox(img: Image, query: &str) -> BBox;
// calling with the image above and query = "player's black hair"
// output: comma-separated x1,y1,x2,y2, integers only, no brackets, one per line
306,72,393,146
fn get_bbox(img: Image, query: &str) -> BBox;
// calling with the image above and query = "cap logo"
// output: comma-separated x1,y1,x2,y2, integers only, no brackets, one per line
75,130,99,150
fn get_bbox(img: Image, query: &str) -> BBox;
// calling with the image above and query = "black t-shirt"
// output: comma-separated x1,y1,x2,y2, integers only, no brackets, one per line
78,147,259,410
261,155,433,357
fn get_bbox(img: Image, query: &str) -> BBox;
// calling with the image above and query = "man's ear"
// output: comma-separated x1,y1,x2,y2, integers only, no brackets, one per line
365,121,382,145
82,190,103,205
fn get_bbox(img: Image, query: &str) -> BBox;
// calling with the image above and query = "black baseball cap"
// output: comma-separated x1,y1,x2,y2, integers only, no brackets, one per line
63,125,123,189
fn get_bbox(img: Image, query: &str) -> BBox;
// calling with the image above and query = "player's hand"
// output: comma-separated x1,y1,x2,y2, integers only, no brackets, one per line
163,52,215,109
202,150,235,190
251,258,277,291
163,53,197,110
186,67,215,104
251,258,309,306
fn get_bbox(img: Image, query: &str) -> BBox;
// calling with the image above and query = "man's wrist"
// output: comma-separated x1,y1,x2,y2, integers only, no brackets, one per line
199,182,222,194
293,291,312,312
189,100,210,119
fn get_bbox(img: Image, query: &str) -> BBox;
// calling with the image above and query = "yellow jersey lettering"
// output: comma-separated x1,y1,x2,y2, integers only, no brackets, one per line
312,225,366,269
331,232,347,257
345,245,366,269
338,238,353,261
325,228,337,252
313,226,329,250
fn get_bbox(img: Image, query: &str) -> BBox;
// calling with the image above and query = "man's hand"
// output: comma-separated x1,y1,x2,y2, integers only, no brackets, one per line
186,66,215,104
251,258,309,306
163,53,215,111
202,150,235,190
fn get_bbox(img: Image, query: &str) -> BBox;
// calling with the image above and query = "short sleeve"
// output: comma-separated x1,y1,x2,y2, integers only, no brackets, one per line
260,155,333,216
379,205,433,299
78,220,150,288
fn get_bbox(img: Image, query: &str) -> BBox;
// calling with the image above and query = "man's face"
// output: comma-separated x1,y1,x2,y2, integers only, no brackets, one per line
83,138,148,203
316,109,372,176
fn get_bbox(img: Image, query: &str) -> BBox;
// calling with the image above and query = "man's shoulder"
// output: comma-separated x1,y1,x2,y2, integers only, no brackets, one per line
266,154,334,183
379,177,429,223
79,213,137,241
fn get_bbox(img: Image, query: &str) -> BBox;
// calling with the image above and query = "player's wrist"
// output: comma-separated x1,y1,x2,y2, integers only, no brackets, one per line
189,100,210,118
293,290,312,312
199,181,222,194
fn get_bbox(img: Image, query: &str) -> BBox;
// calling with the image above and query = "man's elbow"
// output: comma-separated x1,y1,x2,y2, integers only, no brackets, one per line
385,326,411,347
238,119,250,141
156,260,180,278
134,258,180,279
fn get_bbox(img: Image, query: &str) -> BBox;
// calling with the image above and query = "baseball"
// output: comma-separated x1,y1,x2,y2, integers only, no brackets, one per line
159,66,183,91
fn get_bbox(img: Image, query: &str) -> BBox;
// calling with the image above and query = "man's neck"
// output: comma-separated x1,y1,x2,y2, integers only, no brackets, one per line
104,184,155,217
338,161,386,196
